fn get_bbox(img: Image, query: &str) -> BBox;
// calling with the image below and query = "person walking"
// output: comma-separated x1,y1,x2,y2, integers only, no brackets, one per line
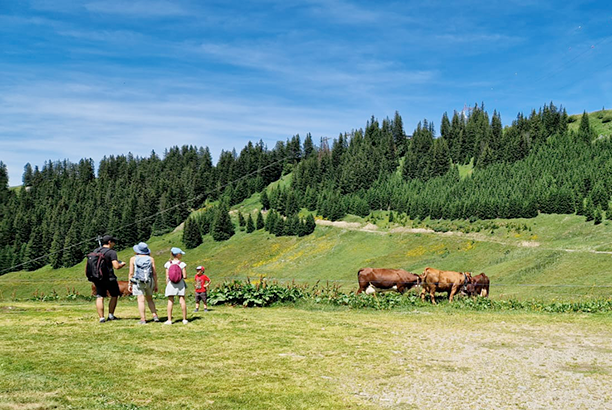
92,235,126,323
194,265,211,312
164,247,188,324
128,242,160,324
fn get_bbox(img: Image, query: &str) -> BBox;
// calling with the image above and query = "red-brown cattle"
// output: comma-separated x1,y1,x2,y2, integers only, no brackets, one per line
91,280,131,297
465,273,490,297
357,268,420,294
420,267,471,304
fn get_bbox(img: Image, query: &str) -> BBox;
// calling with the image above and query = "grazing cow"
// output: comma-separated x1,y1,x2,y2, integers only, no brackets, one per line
465,273,490,297
91,280,131,297
357,268,420,294
420,267,472,304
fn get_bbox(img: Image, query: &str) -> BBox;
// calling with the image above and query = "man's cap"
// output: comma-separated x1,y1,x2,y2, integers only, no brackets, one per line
133,242,150,255
171,247,185,255
101,235,118,244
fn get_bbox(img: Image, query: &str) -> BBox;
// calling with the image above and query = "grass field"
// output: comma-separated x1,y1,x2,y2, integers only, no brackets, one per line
3,212,612,302
1,301,612,409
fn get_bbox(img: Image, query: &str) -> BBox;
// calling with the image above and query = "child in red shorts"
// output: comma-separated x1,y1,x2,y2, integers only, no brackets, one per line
194,265,211,312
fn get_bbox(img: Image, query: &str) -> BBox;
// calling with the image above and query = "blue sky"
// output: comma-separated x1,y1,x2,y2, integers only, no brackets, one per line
1,0,611,186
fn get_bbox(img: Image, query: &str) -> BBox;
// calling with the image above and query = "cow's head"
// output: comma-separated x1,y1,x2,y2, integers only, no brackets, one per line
460,272,473,295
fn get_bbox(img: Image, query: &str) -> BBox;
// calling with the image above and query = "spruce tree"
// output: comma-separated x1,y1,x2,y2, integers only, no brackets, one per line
578,111,593,143
24,226,46,271
256,210,265,230
594,206,602,225
304,214,316,235
182,216,202,249
238,211,246,227
211,203,235,241
246,214,255,233
260,190,270,210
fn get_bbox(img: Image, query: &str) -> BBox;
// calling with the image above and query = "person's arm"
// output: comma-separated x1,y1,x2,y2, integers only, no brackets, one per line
204,277,211,290
181,266,187,280
151,257,158,292
112,260,126,269
127,257,135,290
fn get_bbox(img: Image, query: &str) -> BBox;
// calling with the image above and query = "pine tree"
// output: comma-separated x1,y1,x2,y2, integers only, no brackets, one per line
256,210,264,230
246,214,255,233
24,225,46,271
274,216,285,236
304,214,316,235
578,111,593,144
49,229,64,269
211,203,235,241
594,206,602,225
182,216,202,249
238,211,246,227
260,190,270,210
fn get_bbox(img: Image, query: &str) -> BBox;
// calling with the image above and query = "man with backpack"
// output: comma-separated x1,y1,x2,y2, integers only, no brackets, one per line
90,235,126,323
128,242,160,324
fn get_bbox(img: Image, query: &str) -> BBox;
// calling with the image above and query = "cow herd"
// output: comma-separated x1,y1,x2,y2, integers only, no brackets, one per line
357,267,490,304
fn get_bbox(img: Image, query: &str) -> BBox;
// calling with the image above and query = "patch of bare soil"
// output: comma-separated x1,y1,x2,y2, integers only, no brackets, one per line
346,320,612,409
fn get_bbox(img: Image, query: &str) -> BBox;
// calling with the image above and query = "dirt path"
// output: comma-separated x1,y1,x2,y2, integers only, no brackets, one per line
345,317,612,409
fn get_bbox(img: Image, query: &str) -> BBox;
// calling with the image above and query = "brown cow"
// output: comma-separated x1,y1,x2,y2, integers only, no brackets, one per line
91,280,131,297
420,267,471,304
357,268,420,294
465,273,490,297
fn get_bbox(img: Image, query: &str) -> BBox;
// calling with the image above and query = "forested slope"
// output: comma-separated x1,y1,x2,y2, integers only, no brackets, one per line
1,102,611,279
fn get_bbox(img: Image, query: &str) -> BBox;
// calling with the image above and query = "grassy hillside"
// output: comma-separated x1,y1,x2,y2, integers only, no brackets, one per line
3,198,612,302
568,109,612,137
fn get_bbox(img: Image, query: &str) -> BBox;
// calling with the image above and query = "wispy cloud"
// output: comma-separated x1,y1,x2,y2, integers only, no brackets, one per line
84,0,190,17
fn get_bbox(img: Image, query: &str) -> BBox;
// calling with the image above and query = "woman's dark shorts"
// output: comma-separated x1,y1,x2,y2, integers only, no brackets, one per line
94,279,120,298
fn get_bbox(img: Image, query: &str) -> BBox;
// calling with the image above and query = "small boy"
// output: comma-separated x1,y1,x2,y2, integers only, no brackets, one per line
194,265,211,312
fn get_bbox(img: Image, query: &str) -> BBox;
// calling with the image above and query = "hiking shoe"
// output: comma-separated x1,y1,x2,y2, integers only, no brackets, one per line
182,319,189,324
107,314,117,321
193,308,199,313
204,308,208,312
164,320,172,325
138,320,147,325
99,318,106,323
153,316,160,322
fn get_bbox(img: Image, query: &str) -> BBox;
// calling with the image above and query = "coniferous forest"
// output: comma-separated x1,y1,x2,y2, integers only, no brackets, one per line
0,102,610,275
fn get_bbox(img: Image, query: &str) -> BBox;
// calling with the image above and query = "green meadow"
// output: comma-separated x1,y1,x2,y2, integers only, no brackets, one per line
2,301,612,410
2,210,612,302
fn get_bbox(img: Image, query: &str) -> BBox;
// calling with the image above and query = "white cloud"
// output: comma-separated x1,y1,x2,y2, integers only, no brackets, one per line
84,0,189,17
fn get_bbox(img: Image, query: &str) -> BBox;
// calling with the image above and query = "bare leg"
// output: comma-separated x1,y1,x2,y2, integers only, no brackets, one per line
146,295,157,318
179,296,187,320
96,297,105,319
167,296,174,322
137,295,146,321
108,296,118,315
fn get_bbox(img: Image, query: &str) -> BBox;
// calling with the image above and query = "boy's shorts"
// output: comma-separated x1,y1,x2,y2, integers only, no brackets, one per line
195,292,207,303
94,279,120,298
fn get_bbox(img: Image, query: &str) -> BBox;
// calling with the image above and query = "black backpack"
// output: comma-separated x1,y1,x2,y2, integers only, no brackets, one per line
85,248,109,282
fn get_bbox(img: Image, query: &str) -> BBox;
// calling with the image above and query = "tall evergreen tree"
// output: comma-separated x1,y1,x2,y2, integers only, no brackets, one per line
211,203,235,241
256,210,265,230
246,214,255,233
182,216,202,249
